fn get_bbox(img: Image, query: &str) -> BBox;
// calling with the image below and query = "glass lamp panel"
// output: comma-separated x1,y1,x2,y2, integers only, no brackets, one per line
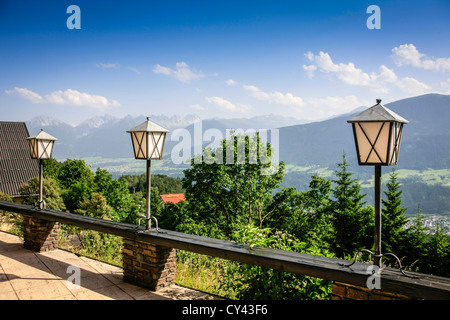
387,122,403,165
372,121,389,164
28,139,38,158
148,132,157,159
131,131,147,159
149,132,166,159
38,140,54,159
355,122,389,164
354,123,372,164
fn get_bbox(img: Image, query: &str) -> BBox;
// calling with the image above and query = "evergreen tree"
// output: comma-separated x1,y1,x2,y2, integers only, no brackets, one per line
330,153,373,257
267,175,333,250
75,192,114,220
19,177,66,211
400,205,428,271
426,222,449,276
382,168,408,253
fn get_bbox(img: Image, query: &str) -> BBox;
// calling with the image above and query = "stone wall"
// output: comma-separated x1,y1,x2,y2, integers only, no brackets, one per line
122,238,176,291
23,215,59,252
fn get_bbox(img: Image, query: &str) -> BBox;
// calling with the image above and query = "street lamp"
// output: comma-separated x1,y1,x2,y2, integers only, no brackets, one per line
347,99,408,266
27,129,58,209
127,117,169,230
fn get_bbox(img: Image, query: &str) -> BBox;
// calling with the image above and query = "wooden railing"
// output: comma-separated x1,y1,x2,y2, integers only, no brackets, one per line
1,200,449,299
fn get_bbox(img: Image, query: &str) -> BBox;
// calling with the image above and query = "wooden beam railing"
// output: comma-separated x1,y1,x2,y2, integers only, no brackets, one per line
1,200,449,299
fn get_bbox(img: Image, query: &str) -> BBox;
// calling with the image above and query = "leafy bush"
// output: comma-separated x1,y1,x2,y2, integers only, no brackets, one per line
219,224,333,300
0,191,23,235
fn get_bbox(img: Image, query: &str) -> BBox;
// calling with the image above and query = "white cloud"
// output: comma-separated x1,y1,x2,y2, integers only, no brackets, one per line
392,44,450,72
96,62,142,74
205,96,251,113
127,66,142,74
190,104,204,110
5,87,43,103
5,87,120,109
302,64,317,79
243,85,304,106
395,77,432,95
303,51,395,89
306,95,368,117
303,50,431,95
440,79,450,94
225,79,237,86
153,62,204,83
95,62,119,69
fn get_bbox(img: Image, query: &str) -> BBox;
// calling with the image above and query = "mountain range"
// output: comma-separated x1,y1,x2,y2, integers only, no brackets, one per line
25,93,449,174
25,113,308,159
279,93,450,172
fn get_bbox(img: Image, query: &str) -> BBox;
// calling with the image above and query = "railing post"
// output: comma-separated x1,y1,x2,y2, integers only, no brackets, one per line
122,238,176,291
22,215,59,252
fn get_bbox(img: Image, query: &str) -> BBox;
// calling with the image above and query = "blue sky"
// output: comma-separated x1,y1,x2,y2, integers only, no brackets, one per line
1,0,449,125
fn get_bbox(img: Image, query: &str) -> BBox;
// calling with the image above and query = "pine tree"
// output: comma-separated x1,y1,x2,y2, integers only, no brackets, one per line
330,153,373,257
382,168,408,253
400,205,428,271
426,222,449,276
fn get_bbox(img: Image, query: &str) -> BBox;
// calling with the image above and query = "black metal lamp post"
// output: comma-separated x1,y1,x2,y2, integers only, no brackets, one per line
347,99,408,266
27,129,57,210
127,117,169,230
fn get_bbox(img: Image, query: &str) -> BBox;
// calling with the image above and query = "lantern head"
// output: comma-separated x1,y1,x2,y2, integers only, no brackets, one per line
347,99,409,166
27,129,57,159
127,117,169,160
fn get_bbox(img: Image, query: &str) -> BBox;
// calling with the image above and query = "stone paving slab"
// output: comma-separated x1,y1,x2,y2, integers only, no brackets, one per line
0,230,219,300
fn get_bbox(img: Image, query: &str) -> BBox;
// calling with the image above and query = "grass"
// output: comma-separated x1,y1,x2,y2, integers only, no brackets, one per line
175,251,235,299
359,168,450,188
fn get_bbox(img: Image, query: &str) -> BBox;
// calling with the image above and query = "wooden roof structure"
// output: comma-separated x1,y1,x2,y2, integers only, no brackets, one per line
0,122,40,197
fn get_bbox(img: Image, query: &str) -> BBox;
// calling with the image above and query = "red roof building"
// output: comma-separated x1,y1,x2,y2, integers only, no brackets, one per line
160,194,186,205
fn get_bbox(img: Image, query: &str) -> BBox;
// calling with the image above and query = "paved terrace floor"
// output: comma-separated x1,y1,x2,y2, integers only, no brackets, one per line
0,230,219,300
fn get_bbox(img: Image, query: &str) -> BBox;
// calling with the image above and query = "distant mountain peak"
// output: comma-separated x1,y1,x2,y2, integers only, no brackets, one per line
26,115,68,128
78,114,118,129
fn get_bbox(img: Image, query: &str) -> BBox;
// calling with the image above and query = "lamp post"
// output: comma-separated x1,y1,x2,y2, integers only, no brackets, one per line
27,129,58,210
347,99,408,266
127,117,169,230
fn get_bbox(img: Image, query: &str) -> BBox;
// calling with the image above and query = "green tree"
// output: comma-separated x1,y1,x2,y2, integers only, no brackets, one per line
57,159,95,212
330,154,373,257
75,192,114,220
266,175,333,250
425,222,449,276
181,133,284,238
94,168,141,223
42,158,62,180
382,168,408,253
399,206,428,271
119,173,184,195
19,177,66,211
57,159,94,190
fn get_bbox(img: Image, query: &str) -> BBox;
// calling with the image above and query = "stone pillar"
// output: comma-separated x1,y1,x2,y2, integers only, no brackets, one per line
22,215,59,252
122,238,176,291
